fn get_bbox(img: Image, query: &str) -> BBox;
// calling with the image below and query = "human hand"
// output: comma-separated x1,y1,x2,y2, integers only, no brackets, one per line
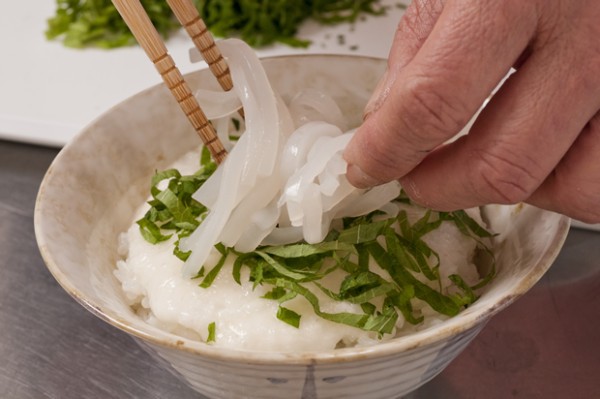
344,0,600,223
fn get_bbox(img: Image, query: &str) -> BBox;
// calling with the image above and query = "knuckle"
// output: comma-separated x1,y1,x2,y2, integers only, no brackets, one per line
399,77,470,148
469,145,543,204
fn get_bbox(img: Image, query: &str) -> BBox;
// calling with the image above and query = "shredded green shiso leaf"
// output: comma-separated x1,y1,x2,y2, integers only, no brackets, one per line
46,0,386,49
136,148,497,340
46,0,179,49
207,321,216,342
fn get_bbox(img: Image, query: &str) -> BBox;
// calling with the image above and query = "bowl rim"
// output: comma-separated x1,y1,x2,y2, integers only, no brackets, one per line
34,53,572,365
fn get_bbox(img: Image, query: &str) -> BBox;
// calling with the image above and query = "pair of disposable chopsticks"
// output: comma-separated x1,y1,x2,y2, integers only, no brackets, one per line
112,0,231,164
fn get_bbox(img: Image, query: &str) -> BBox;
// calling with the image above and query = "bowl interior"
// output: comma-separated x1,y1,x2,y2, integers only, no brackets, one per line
34,54,570,364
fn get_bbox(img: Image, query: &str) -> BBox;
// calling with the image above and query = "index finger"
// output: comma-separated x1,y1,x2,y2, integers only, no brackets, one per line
344,0,537,188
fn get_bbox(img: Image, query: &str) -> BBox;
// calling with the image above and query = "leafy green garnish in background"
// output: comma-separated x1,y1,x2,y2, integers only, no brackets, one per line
46,0,387,49
46,0,180,48
197,0,386,47
137,149,497,340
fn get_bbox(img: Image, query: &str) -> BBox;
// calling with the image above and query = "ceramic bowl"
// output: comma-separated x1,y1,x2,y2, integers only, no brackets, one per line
35,54,570,399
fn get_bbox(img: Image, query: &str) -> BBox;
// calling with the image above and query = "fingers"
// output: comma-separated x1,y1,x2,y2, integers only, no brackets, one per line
345,0,537,188
390,0,445,68
398,24,600,213
364,0,445,118
528,112,600,224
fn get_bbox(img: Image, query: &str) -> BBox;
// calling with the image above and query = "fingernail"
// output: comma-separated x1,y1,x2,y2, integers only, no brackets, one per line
363,69,393,120
346,163,381,189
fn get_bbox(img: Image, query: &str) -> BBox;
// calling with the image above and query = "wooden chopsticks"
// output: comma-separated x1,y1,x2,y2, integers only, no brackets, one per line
112,0,230,164
165,0,233,92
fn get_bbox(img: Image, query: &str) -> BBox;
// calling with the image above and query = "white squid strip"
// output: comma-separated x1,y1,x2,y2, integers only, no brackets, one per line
288,88,346,130
279,121,342,179
234,198,281,252
215,117,235,152
218,172,282,247
262,226,305,246
181,39,403,276
333,182,401,218
220,40,281,183
194,88,242,119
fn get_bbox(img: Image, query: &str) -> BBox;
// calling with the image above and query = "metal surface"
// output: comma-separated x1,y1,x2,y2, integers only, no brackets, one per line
1,139,598,399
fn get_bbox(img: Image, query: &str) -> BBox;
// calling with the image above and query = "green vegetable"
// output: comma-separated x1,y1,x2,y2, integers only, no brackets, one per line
277,306,301,328
198,244,229,288
47,0,386,49
137,152,496,337
46,0,179,48
136,146,215,261
197,0,385,48
207,321,216,342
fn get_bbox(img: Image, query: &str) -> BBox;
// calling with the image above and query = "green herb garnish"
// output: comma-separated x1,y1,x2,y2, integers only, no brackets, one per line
277,306,301,328
138,153,496,337
136,146,215,261
46,0,179,49
47,0,386,49
207,321,216,342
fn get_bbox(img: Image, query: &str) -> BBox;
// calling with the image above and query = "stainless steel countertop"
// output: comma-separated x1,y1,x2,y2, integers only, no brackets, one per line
1,139,598,399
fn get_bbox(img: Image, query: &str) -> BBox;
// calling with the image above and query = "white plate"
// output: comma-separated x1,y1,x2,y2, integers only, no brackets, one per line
0,0,405,147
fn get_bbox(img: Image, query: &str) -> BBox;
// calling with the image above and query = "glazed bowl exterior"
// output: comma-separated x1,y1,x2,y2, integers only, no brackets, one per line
34,54,570,399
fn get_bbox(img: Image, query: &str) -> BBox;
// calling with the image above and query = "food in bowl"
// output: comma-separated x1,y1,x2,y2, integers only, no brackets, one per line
114,39,497,352
35,47,570,399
